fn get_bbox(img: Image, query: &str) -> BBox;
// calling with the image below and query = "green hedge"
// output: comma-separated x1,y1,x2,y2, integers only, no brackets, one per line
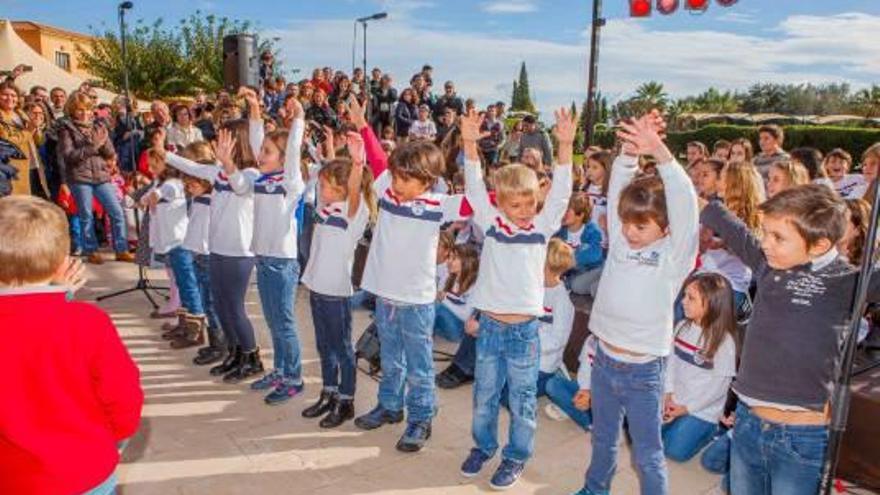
593,125,880,164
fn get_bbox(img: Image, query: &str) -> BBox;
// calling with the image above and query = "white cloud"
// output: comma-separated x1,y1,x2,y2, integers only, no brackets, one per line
268,12,880,119
715,11,758,24
482,1,539,14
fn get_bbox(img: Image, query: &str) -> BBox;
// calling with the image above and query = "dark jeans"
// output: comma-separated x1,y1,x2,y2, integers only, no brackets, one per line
166,247,203,315
209,254,257,351
452,334,477,375
297,202,315,271
194,253,221,333
310,291,356,398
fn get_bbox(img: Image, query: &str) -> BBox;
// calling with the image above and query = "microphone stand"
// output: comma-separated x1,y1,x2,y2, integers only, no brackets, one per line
96,2,168,309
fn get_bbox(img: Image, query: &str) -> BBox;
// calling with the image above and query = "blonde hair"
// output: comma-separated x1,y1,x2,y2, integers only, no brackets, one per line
494,163,539,202
770,160,810,190
0,196,69,285
546,238,575,275
722,162,762,231
63,91,93,118
180,141,216,192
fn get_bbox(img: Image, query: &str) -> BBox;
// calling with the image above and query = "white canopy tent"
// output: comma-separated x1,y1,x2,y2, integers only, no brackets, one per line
0,19,146,110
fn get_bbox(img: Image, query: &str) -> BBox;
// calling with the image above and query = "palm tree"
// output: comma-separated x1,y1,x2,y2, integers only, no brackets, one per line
853,85,880,118
694,87,740,113
634,81,669,110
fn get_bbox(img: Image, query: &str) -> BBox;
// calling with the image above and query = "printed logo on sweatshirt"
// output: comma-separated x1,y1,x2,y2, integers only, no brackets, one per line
255,173,286,196
626,250,661,267
786,272,827,307
379,197,444,223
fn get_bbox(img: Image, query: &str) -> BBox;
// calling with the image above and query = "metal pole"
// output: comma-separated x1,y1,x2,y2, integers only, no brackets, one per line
352,21,357,75
820,179,880,494
362,21,370,120
585,0,604,146
119,8,130,98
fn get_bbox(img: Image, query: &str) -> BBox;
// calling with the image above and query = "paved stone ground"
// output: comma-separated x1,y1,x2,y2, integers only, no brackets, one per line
82,262,723,495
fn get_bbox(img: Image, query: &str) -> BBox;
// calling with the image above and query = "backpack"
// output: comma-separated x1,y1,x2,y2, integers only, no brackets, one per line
355,321,382,377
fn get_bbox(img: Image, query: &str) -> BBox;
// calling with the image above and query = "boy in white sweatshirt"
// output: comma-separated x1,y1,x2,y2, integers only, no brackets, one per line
572,112,699,495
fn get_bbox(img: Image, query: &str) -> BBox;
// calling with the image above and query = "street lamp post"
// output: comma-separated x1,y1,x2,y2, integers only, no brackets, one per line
356,12,388,119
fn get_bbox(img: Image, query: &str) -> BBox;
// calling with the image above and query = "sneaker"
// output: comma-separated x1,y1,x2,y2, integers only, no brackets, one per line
115,251,136,262
460,448,492,478
489,459,525,491
86,252,104,265
569,490,591,495
250,370,282,391
264,381,304,406
395,421,431,453
354,405,404,431
544,403,570,421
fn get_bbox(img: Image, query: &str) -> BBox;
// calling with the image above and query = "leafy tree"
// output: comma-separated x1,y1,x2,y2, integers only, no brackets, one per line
854,85,880,118
178,12,253,93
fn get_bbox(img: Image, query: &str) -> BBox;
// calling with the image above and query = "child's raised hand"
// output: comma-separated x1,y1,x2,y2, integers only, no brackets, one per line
553,107,577,145
573,389,592,411
52,257,87,295
459,108,484,144
288,97,304,120
237,86,260,107
346,97,368,131
616,114,671,163
465,316,480,337
214,128,238,175
346,131,366,166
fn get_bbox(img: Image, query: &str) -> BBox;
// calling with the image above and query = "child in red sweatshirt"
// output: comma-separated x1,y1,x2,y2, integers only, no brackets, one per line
0,195,144,495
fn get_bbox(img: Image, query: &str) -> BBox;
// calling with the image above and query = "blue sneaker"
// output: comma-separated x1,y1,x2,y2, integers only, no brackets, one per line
264,381,303,405
489,459,525,491
250,369,281,391
395,421,432,453
460,448,492,478
354,405,404,431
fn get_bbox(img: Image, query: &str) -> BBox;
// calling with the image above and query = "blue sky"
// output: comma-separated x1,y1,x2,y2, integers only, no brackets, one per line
6,0,880,116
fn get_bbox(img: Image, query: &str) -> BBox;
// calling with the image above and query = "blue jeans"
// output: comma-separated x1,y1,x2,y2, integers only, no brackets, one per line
662,414,718,462
472,316,541,463
434,303,465,342
193,253,221,333
256,256,302,384
702,429,732,493
375,297,435,423
309,291,356,398
70,182,128,254
730,403,828,495
166,247,204,315
499,370,553,409
69,214,83,252
584,345,667,495
545,375,593,431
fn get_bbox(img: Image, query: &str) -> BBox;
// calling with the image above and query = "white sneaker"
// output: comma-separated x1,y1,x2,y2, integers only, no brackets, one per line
544,403,570,421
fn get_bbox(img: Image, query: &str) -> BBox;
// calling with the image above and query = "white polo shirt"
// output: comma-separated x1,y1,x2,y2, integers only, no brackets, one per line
302,200,370,297
182,195,211,255
149,178,188,255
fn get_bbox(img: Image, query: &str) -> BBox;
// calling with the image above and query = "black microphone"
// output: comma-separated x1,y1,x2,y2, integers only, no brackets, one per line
119,1,134,9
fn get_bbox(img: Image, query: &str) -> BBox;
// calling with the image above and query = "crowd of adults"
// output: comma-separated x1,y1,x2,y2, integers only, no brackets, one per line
0,57,558,265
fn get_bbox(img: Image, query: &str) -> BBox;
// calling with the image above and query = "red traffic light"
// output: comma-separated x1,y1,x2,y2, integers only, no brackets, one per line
657,0,679,15
630,0,652,17
685,0,709,11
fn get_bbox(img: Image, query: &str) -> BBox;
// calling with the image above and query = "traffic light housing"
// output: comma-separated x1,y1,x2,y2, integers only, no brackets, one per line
630,0,652,17
716,0,738,6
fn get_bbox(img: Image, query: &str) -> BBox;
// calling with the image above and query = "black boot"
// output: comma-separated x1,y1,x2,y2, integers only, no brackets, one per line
194,328,225,366
223,348,264,384
210,345,240,376
320,398,354,428
302,390,336,419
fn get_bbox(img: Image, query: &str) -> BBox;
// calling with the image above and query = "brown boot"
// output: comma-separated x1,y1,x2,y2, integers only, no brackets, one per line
86,253,104,265
161,309,187,331
170,314,206,349
161,314,187,340
115,251,136,262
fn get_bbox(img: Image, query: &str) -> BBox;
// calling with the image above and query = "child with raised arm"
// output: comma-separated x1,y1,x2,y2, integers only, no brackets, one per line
700,183,880,494
573,113,699,495
224,88,308,403
352,98,470,453
457,108,575,490
163,90,260,384
300,108,376,428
